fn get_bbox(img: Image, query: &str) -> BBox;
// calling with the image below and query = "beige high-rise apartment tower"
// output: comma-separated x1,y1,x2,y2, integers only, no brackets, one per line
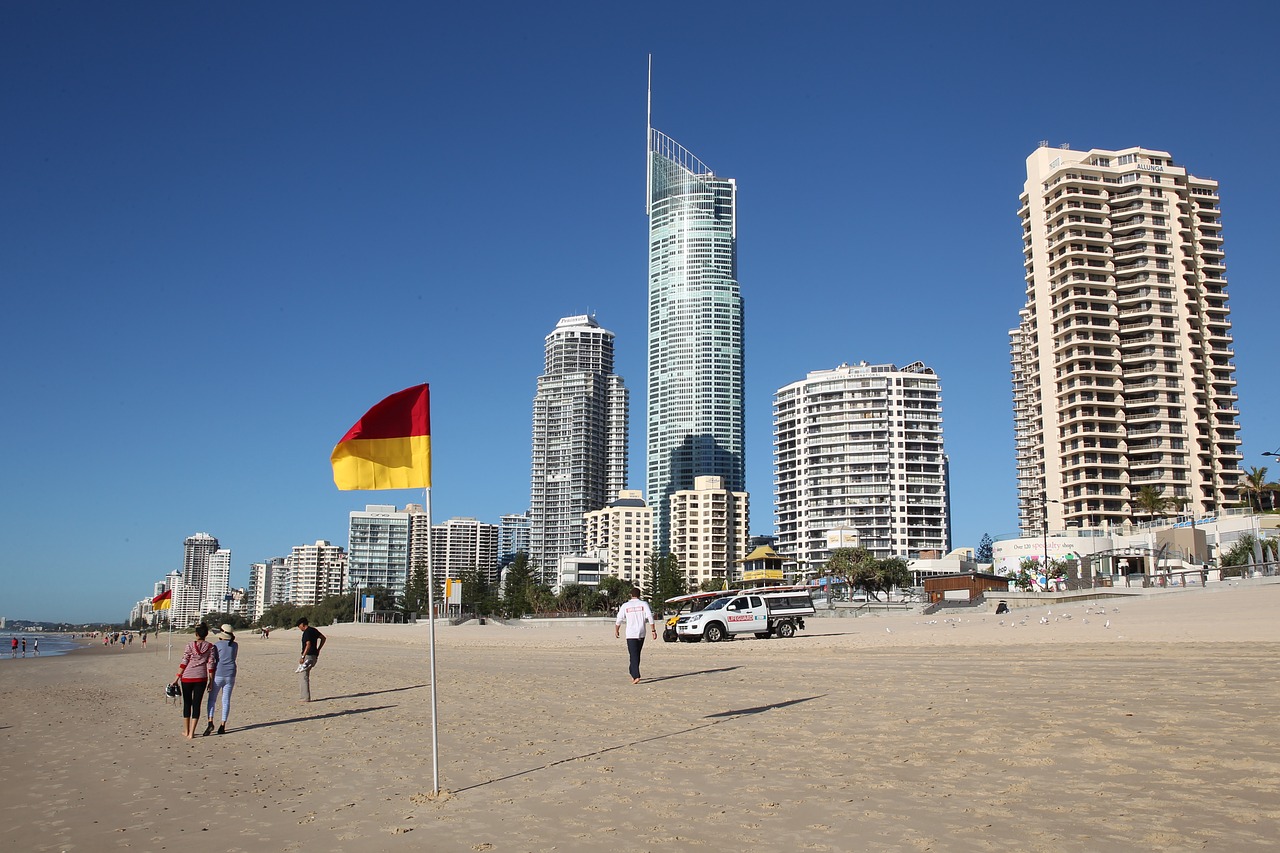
582,489,653,588
668,476,749,589
1011,144,1242,535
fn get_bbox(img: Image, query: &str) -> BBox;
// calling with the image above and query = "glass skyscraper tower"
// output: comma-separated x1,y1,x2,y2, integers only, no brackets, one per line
647,106,745,555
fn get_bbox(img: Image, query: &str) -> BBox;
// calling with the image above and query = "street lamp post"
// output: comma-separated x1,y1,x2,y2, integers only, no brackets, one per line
1263,450,1279,512
1040,491,1060,590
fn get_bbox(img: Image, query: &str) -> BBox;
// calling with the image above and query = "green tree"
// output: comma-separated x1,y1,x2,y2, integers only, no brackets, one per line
825,547,875,600
1241,466,1278,512
872,556,912,600
975,533,994,563
597,574,631,615
403,562,430,617
258,602,308,630
201,611,250,631
647,552,686,615
1010,557,1038,591
556,583,591,613
1133,485,1173,520
528,583,556,614
698,578,725,592
500,552,534,617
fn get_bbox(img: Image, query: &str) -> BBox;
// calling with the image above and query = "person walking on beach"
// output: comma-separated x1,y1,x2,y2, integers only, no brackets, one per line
32,638,38,656
614,588,656,684
10,637,16,658
203,624,238,736
172,623,216,739
21,638,27,657
296,618,326,702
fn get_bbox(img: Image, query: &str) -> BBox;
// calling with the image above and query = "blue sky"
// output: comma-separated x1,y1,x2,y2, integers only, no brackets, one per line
3,2,1277,623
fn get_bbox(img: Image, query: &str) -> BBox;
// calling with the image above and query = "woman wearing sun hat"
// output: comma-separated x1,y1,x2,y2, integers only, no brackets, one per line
203,624,239,736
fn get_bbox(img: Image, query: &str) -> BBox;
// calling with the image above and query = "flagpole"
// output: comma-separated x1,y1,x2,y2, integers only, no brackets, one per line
425,485,440,794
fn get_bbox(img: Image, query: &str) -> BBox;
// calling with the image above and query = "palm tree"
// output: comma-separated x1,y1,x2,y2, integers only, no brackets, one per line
1242,466,1269,511
1133,485,1172,520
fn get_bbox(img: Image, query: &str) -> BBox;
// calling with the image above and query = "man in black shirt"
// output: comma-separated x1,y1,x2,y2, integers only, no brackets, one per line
296,618,327,702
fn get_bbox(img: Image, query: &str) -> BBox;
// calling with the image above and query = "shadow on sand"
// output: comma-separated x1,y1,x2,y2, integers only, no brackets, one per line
454,694,826,793
310,684,426,702
640,666,740,684
231,704,396,733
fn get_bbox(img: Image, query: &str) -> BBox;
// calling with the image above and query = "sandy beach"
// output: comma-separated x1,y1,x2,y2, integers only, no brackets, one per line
2,581,1279,852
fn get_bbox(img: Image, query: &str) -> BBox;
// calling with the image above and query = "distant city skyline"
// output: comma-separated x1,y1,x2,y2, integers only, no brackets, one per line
5,5,1278,622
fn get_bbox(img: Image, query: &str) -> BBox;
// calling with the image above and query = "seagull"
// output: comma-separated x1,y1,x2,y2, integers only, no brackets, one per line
1104,620,1111,629
1040,616,1049,624
885,627,892,633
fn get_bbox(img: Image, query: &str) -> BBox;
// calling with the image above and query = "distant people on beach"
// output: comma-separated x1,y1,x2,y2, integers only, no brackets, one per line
32,638,38,656
142,632,147,651
614,587,656,684
173,623,217,739
204,625,238,736
9,637,15,658
295,618,326,702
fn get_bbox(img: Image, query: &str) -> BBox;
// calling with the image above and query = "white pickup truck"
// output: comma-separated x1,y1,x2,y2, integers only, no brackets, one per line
673,588,815,642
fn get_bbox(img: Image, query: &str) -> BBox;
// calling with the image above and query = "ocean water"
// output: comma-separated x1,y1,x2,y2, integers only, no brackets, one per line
0,634,86,660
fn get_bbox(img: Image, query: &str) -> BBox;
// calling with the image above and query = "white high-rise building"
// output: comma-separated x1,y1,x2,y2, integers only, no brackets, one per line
404,503,432,579
172,532,219,627
529,315,628,584
669,476,749,589
1011,144,1243,534
582,490,653,588
774,361,951,567
431,517,499,586
247,558,285,622
348,505,411,597
285,541,348,606
499,511,531,570
203,548,232,615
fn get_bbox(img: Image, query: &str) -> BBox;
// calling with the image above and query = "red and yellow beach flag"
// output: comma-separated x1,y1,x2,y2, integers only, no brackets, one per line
152,590,172,611
330,384,432,490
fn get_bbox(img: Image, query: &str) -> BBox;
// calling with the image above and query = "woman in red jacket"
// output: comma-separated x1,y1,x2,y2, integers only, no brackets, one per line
172,623,216,738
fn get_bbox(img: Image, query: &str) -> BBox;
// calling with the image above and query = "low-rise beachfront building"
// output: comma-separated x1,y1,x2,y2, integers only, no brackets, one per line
992,509,1280,584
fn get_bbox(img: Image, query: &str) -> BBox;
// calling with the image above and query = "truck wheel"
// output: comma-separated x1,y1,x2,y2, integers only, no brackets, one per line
704,623,726,643
776,621,796,639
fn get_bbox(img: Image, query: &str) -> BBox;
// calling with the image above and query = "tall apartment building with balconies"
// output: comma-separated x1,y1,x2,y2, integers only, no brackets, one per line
774,361,951,567
499,511,531,571
668,476,749,589
582,489,653,588
348,504,411,596
529,314,628,584
203,548,233,615
285,540,348,606
431,516,499,586
247,557,286,622
1011,144,1242,534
